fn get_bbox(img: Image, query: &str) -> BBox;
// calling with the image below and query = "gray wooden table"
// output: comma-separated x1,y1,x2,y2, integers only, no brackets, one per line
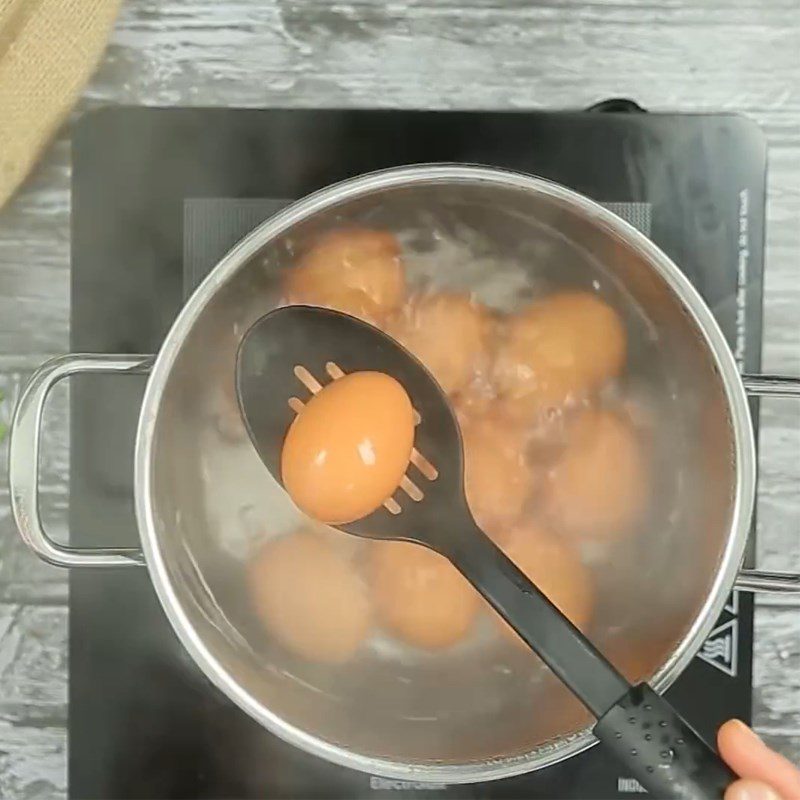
0,1,798,797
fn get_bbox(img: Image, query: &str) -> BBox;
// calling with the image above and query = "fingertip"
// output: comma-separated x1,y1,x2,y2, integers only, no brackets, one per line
718,719,763,768
719,718,759,749
725,779,781,800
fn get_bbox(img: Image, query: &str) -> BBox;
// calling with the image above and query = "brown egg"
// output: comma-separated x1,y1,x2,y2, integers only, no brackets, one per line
493,292,626,419
494,522,594,640
368,540,480,650
284,228,406,323
545,409,649,540
248,532,372,664
281,371,415,525
461,409,537,539
388,292,491,395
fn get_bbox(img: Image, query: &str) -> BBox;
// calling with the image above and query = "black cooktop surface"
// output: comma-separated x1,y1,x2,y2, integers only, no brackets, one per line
69,105,766,799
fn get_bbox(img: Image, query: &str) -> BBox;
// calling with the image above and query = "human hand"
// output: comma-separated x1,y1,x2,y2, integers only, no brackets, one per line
718,719,800,800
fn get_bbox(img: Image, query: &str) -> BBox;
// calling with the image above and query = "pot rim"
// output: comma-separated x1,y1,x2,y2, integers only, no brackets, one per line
134,164,756,782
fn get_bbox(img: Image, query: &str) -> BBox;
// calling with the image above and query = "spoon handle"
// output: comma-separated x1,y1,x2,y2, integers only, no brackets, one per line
450,527,628,716
595,683,735,797
451,528,734,799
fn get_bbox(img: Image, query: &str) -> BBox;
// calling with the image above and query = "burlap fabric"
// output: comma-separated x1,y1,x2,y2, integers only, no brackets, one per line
0,0,121,207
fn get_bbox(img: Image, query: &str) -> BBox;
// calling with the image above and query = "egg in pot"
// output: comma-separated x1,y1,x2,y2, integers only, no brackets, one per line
493,521,594,641
368,540,481,650
284,227,406,324
247,531,372,664
460,407,537,540
493,291,626,420
281,371,415,525
544,408,649,540
387,291,491,395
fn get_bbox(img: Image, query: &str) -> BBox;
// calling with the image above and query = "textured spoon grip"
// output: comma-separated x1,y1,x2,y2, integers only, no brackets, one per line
594,684,736,799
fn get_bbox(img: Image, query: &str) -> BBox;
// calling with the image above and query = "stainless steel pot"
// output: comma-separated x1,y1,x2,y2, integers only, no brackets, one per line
9,165,800,782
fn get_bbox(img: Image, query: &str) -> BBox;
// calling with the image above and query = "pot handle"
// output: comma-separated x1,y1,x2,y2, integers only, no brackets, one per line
734,374,800,594
9,353,153,568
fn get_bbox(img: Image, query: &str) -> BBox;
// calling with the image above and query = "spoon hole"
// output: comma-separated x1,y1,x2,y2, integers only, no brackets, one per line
325,361,345,380
410,449,438,481
400,475,424,502
383,497,402,515
287,397,305,414
294,365,323,394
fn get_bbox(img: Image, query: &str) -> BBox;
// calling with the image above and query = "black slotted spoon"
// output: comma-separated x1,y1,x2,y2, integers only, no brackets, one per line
236,305,735,799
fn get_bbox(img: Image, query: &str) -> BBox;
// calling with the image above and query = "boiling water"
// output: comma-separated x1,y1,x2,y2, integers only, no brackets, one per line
171,201,708,760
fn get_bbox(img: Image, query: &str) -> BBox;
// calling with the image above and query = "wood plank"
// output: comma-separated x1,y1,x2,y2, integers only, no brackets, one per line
756,403,800,579
0,496,68,605
753,606,800,762
0,603,67,799
751,109,800,586
0,140,69,358
0,604,67,717
0,721,66,800
757,733,800,769
81,0,800,114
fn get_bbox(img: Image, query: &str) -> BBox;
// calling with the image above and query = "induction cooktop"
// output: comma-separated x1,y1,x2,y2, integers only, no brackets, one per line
69,103,766,799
